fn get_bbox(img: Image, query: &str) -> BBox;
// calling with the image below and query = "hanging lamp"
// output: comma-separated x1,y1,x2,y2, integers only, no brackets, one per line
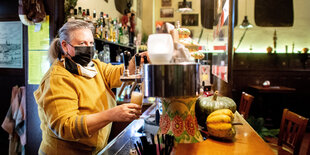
239,0,253,28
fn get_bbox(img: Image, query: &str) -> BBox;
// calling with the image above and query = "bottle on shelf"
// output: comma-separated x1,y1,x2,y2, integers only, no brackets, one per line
118,23,123,44
98,50,104,62
112,19,118,43
82,9,86,19
92,10,97,24
105,14,110,41
103,44,110,63
76,7,83,19
116,48,121,63
67,8,75,22
99,12,105,39
74,8,77,18
85,9,91,21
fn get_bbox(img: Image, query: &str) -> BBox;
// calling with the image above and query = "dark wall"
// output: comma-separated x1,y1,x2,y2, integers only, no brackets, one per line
0,1,25,154
232,53,310,128
25,1,65,155
0,0,64,154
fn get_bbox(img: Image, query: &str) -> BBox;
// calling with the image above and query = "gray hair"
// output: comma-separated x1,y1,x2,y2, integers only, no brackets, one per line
48,20,95,63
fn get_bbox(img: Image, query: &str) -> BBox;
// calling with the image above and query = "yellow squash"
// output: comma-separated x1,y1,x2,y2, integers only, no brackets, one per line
206,109,236,140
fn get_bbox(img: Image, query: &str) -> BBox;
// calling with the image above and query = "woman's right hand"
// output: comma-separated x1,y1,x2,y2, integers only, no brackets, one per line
110,103,142,122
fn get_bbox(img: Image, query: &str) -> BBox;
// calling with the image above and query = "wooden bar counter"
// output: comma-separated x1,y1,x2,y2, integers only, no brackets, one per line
99,104,275,155
174,112,275,155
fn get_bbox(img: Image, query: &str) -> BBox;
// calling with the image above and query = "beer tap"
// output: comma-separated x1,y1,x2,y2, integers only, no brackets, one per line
117,50,144,99
123,50,131,76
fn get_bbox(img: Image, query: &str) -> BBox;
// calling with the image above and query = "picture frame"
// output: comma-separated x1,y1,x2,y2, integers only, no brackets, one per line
0,21,23,69
181,14,199,26
178,1,192,9
162,0,171,7
160,8,174,18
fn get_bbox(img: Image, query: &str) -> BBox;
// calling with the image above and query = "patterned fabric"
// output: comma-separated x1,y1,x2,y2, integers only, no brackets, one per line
34,59,124,154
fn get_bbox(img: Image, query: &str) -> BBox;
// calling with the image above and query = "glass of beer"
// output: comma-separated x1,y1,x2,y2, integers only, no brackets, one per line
130,91,143,107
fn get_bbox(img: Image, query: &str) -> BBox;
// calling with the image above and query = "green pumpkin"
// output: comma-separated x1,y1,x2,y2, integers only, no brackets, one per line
195,91,237,127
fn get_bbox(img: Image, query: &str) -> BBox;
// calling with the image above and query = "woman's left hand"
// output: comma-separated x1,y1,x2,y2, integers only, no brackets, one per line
128,51,150,75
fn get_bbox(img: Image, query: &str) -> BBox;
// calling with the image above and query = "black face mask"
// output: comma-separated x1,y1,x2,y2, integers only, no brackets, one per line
70,46,95,66
65,57,79,75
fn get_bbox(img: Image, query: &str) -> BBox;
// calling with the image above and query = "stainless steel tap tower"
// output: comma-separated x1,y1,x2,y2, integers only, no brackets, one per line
144,63,200,98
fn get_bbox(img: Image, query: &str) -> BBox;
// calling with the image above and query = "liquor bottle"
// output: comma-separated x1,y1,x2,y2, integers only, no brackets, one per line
98,50,104,62
74,9,77,18
103,44,110,63
118,24,123,44
104,14,110,41
82,9,86,19
99,12,105,39
67,8,75,22
76,7,83,19
116,48,121,63
92,10,97,24
85,9,91,21
112,19,117,42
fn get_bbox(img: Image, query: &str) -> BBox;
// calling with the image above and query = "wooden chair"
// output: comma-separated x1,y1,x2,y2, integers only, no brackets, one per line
238,92,254,119
274,109,309,155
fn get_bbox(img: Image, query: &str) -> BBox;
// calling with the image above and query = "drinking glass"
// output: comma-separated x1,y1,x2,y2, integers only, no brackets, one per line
130,91,143,107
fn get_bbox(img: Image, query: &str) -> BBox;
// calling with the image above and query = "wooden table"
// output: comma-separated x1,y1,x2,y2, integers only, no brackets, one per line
248,85,296,93
174,112,275,155
247,85,296,128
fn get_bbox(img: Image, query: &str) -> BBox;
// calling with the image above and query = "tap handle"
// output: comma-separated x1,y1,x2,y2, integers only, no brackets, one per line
143,55,148,64
135,53,141,67
123,51,131,69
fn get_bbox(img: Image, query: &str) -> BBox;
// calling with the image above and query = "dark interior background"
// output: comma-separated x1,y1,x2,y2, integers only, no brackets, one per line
0,0,64,154
0,1,25,154
0,0,309,154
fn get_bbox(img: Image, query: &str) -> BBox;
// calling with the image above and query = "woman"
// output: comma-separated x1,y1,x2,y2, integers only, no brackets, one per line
34,20,144,154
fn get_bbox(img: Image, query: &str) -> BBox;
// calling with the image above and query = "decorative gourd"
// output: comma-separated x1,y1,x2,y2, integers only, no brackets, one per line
195,91,236,127
206,109,236,140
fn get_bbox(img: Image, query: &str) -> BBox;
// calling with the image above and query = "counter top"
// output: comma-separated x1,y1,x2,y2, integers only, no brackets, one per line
98,104,275,155
174,112,275,155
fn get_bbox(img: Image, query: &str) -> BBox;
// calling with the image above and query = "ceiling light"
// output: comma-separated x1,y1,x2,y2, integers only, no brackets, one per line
239,0,253,29
240,16,253,28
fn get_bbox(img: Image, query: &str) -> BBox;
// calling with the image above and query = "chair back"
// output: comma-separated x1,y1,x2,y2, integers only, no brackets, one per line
278,109,309,155
239,92,254,119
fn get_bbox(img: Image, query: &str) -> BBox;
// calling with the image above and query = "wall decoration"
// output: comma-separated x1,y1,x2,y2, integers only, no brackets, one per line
181,14,199,26
178,1,192,9
0,21,23,69
162,0,171,6
160,8,174,18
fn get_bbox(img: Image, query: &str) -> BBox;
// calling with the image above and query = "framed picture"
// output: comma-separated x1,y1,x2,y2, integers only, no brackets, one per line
181,14,199,26
160,8,174,18
0,21,23,69
162,0,171,7
178,1,192,9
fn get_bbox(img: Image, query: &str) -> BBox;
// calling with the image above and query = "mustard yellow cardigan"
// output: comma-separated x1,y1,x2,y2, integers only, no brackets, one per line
34,59,124,155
